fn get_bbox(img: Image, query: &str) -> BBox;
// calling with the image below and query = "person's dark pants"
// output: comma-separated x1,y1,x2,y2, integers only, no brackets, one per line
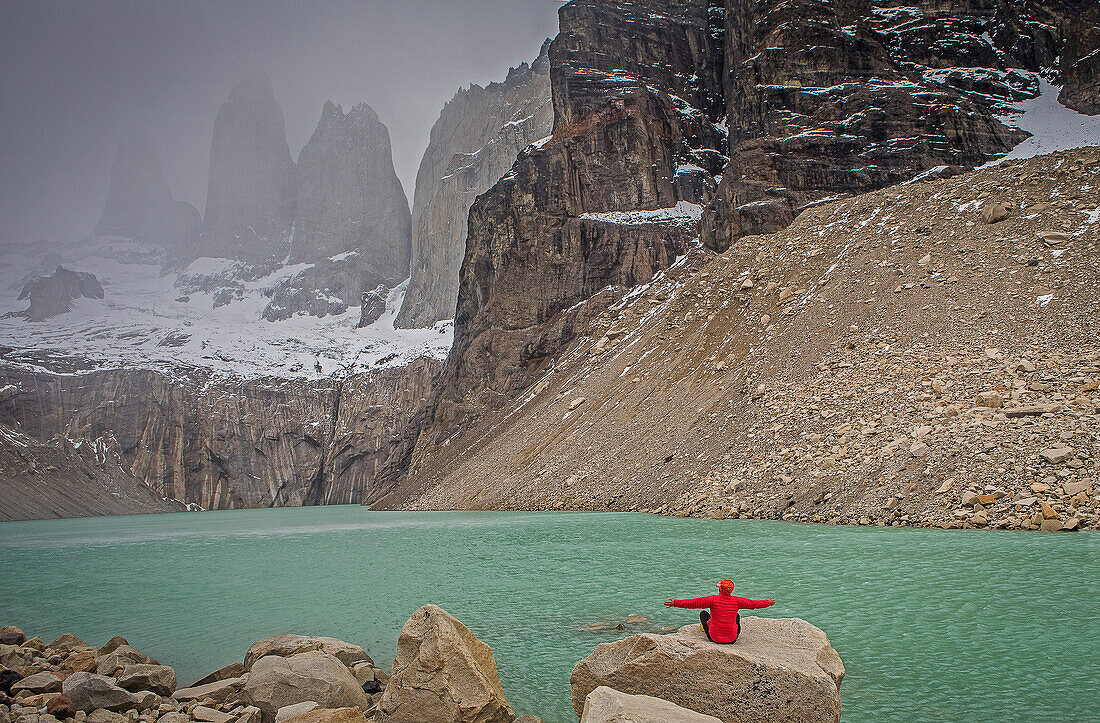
700,610,740,643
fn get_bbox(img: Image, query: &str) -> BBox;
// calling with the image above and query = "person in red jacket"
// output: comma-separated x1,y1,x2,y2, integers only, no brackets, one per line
664,579,775,643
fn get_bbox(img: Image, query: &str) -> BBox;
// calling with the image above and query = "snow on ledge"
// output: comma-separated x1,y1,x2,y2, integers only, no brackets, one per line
579,201,703,226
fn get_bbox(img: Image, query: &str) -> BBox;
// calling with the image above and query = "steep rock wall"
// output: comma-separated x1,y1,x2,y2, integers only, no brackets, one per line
0,358,440,510
197,73,297,266
266,102,412,321
396,42,554,329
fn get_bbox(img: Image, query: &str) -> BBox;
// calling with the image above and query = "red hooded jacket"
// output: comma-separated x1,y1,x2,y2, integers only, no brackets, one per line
670,594,774,643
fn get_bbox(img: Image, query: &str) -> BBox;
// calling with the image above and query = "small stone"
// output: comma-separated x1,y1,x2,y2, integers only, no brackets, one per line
190,707,232,723
1040,518,1063,531
935,479,954,494
1062,482,1090,496
917,253,932,266
1062,518,1080,531
569,397,586,410
1040,502,1059,520
980,200,1012,224
97,640,129,658
1040,447,1074,464
46,696,76,719
1031,482,1050,493
975,391,1003,408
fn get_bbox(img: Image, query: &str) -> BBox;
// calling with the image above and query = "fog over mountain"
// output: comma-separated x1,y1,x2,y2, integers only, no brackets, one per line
0,0,562,248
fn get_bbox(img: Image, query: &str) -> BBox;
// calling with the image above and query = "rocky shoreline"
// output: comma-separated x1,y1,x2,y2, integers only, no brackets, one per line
1,607,844,723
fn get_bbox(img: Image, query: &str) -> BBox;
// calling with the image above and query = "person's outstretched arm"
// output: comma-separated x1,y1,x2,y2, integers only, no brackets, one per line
664,595,717,609
732,596,776,609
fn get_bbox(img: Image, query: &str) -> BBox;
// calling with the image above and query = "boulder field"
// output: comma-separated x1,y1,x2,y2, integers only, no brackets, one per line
0,610,843,723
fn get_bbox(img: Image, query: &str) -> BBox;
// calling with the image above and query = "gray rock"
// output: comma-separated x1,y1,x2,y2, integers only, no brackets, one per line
62,674,140,713
191,707,232,723
170,677,245,705
116,665,176,697
1041,447,1075,464
95,648,156,677
571,618,844,722
17,268,104,321
11,673,62,695
242,652,369,723
274,702,319,723
154,713,188,723
581,687,721,722
376,604,514,723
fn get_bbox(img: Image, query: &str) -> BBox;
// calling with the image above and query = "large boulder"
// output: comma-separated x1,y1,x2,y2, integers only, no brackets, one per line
116,664,177,696
244,636,373,671
570,618,844,723
376,604,513,723
581,686,721,722
61,672,140,712
242,651,369,723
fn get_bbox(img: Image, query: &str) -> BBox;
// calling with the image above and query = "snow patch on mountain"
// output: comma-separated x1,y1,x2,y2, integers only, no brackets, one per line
989,79,1100,165
0,237,452,379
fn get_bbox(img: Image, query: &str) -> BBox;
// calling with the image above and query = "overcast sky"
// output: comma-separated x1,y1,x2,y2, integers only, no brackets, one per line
0,0,563,247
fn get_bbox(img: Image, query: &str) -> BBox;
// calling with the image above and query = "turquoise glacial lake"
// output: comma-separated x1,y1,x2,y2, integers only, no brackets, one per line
1,507,1097,721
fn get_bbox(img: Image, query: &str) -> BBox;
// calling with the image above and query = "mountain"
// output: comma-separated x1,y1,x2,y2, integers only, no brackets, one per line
0,422,186,521
196,73,297,266
263,101,411,321
93,127,200,252
371,0,1100,523
396,40,553,329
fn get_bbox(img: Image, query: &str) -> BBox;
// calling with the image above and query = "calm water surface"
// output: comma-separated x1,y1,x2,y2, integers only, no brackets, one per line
1,508,1097,721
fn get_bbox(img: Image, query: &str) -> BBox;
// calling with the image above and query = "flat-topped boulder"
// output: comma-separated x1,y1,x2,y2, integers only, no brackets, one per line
244,635,373,671
571,617,844,723
376,604,514,723
581,686,721,722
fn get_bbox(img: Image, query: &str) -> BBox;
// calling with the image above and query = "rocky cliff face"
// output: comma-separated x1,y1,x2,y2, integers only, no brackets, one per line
376,0,1099,508
0,422,186,521
0,358,440,510
1059,0,1100,113
197,74,297,266
395,41,554,329
93,127,200,252
704,0,1074,250
263,102,411,321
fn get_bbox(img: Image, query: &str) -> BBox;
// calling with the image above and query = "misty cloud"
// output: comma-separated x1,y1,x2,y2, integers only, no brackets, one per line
0,0,562,247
